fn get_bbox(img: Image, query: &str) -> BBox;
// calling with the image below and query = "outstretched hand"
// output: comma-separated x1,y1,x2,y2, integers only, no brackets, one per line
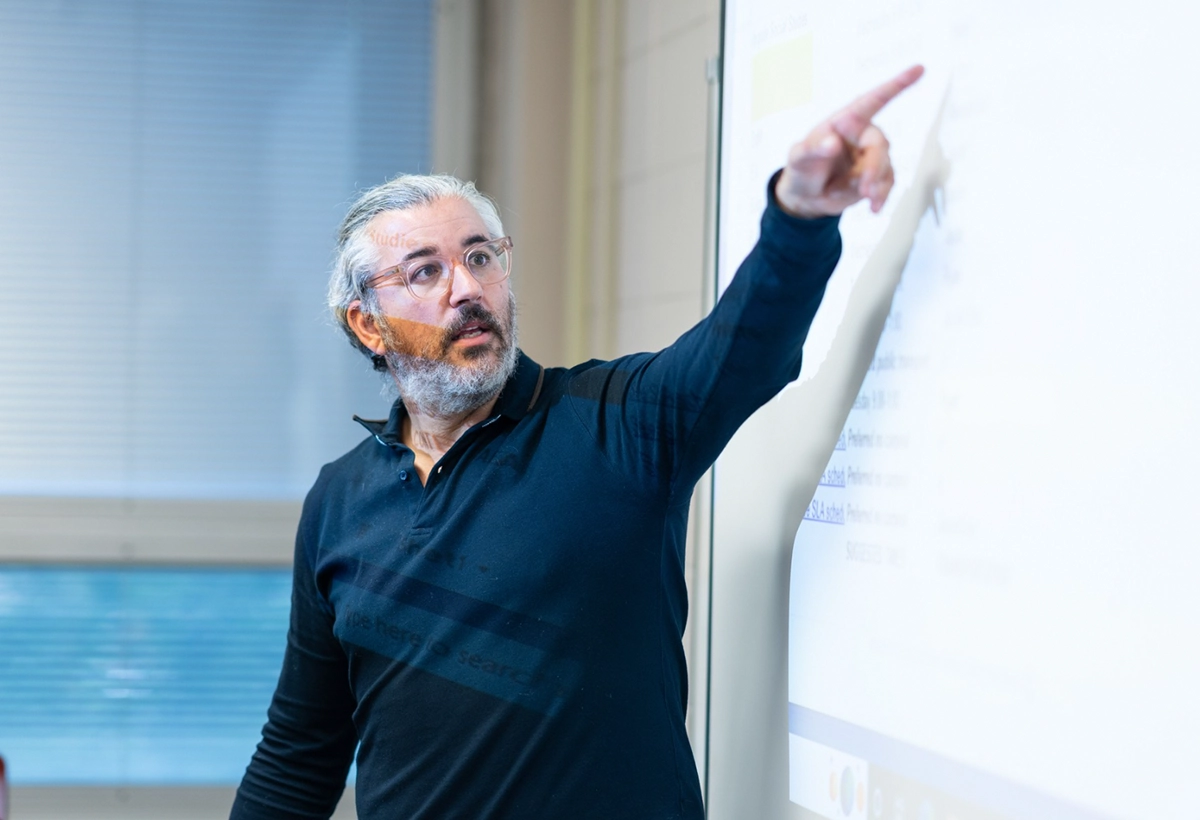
774,65,925,219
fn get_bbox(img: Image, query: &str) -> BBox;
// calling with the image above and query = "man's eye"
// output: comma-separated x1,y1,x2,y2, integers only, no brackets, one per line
408,264,442,284
468,251,493,267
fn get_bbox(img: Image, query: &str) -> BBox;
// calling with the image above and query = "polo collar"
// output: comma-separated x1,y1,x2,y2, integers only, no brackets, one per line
493,351,545,421
353,351,544,445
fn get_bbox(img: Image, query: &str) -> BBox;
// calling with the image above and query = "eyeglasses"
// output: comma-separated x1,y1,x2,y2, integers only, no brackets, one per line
364,236,514,301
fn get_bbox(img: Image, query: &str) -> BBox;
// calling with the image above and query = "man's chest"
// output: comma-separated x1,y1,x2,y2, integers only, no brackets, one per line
313,421,669,712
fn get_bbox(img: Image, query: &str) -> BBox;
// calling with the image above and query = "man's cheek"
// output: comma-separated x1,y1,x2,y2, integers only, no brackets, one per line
380,316,447,358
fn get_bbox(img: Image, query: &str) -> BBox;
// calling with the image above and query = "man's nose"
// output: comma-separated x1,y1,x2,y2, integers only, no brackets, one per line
446,259,484,305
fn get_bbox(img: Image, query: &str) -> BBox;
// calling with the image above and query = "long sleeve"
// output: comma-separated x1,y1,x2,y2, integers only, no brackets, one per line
230,508,358,820
564,171,843,499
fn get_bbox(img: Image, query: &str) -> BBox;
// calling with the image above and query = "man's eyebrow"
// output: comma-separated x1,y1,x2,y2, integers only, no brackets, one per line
400,245,438,264
399,235,491,264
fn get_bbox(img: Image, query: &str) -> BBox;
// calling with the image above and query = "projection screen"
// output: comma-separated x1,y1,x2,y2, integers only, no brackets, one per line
710,1,1200,818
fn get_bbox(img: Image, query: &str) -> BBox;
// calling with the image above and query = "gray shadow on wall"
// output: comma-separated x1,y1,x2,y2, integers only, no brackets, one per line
777,87,953,566
706,86,952,820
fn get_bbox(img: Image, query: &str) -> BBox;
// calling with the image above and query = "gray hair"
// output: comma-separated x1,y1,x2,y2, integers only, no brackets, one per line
328,174,505,367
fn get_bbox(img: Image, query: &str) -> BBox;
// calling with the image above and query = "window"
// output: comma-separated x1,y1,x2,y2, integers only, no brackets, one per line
0,0,434,787
0,567,290,784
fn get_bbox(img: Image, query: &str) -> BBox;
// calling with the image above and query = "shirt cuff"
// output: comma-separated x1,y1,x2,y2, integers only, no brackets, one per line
761,168,842,255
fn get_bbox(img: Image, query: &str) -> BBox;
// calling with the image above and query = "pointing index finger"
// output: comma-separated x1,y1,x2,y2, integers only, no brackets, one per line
833,64,925,142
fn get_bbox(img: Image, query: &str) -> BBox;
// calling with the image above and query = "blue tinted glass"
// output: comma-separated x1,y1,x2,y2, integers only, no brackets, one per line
0,567,290,785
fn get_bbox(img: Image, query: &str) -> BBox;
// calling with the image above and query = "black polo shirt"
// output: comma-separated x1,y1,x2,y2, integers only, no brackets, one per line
231,189,842,819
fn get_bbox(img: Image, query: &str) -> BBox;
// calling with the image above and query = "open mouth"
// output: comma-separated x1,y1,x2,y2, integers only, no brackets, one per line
443,303,505,353
451,320,494,343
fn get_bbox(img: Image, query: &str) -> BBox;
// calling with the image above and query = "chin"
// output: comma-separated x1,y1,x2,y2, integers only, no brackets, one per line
456,343,500,362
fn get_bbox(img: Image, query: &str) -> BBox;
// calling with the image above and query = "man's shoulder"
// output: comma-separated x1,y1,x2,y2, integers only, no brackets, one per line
552,352,660,405
302,432,393,509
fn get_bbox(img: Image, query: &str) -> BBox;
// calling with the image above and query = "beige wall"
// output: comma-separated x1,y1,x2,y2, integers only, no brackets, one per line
9,787,355,820
475,0,575,366
609,1,720,357
462,0,721,366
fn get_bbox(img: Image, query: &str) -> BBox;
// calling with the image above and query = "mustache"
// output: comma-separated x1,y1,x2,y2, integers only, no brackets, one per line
441,303,505,351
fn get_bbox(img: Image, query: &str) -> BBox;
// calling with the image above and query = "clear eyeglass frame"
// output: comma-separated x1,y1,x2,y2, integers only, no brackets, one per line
364,236,514,301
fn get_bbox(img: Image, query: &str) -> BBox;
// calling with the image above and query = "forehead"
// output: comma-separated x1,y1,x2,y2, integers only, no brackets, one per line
364,198,489,258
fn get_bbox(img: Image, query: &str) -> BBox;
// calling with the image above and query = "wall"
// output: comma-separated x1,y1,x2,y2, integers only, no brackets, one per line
475,0,575,366
607,1,719,358
469,0,721,366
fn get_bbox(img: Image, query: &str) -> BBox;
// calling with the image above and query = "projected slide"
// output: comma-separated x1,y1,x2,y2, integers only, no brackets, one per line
718,0,948,384
719,0,1200,818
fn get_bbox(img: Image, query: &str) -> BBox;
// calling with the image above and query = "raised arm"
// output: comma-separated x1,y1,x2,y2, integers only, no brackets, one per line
563,67,926,494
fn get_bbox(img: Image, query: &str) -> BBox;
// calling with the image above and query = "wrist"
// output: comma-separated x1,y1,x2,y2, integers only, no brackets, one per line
775,195,827,220
770,171,829,220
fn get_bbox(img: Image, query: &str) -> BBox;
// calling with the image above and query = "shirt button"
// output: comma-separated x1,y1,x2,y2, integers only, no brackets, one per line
399,469,408,481
437,465,443,474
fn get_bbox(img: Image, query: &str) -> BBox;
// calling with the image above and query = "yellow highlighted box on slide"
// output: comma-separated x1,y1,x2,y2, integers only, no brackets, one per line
752,32,814,121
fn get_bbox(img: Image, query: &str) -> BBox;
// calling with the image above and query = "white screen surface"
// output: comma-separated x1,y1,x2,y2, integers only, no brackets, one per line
716,1,1200,818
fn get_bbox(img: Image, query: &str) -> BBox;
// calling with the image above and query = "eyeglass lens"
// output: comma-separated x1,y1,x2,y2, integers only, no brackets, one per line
406,239,510,298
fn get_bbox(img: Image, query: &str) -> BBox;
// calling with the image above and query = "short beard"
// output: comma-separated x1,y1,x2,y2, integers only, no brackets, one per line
380,292,519,418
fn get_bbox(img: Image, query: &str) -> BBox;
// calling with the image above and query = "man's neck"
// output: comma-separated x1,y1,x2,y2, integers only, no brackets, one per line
401,396,499,484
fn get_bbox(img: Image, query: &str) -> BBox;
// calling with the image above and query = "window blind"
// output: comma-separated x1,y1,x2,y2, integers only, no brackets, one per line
0,0,433,500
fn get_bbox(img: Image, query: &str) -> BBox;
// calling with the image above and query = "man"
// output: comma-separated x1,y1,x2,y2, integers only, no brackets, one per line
231,66,923,819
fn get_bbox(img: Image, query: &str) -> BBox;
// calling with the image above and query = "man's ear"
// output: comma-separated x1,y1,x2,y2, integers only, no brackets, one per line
347,301,386,356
